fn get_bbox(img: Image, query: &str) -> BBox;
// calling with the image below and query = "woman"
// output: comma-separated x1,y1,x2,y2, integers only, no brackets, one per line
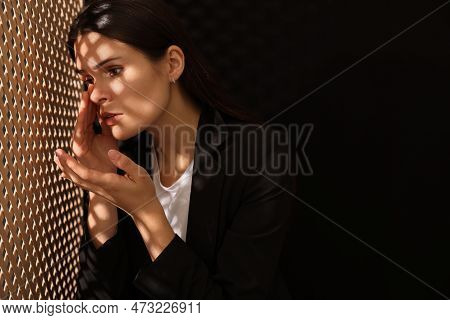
55,0,296,299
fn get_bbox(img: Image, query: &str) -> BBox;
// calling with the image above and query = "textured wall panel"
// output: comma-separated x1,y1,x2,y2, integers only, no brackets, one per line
0,0,83,299
164,0,297,118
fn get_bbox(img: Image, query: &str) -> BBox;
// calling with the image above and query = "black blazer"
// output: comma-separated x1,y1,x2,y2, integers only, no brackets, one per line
75,104,297,299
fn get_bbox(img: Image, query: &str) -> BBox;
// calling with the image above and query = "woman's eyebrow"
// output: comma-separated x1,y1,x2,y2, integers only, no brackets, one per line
75,56,122,74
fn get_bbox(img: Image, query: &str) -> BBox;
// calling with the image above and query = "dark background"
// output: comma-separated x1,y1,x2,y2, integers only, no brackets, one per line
164,0,450,299
83,0,450,298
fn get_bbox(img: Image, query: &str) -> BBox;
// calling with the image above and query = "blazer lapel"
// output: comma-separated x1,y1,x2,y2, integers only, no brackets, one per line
186,106,227,270
122,106,228,270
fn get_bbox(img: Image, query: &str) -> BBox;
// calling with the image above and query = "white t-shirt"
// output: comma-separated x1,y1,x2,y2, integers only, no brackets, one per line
150,144,194,242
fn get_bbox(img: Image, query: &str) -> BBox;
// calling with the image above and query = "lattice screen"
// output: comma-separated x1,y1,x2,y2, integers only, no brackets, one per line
0,0,84,299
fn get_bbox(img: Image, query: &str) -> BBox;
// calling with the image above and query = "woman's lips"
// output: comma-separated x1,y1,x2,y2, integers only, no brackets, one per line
101,112,122,118
104,114,122,126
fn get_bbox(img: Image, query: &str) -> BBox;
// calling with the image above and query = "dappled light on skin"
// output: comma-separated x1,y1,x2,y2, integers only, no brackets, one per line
175,154,192,174
73,31,172,142
153,141,195,187
87,199,118,249
78,31,102,59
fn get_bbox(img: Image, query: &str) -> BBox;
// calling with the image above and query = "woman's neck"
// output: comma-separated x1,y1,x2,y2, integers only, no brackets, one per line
146,84,201,175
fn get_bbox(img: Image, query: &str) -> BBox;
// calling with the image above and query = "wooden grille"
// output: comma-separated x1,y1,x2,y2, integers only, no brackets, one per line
0,0,84,299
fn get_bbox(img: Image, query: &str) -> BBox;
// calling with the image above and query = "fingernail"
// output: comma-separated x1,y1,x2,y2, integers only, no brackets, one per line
55,150,62,157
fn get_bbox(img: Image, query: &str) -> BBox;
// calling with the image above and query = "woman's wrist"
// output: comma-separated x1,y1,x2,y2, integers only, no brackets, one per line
88,191,118,249
132,202,175,261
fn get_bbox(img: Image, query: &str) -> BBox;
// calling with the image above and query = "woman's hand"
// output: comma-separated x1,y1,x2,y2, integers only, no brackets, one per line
54,148,162,218
54,146,176,261
68,84,118,174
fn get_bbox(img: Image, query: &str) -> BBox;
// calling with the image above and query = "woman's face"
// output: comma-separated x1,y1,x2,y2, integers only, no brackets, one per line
74,32,171,141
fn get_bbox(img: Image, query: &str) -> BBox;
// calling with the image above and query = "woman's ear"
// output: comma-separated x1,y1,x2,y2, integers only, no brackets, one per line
167,45,185,82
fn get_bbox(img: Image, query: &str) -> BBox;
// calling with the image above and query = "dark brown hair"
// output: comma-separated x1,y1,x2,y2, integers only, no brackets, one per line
66,0,262,124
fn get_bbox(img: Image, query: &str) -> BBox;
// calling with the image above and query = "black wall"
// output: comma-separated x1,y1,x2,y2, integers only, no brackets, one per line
84,0,450,298
166,0,450,299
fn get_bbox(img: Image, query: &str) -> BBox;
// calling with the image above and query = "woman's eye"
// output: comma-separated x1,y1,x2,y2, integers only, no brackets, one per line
107,67,122,77
83,78,94,86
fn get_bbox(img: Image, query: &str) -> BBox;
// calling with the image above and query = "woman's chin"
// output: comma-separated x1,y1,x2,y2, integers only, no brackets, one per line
111,126,142,141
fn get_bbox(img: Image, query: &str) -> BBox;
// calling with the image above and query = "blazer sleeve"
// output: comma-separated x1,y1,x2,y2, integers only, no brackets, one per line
132,169,295,299
75,198,129,299
76,124,145,299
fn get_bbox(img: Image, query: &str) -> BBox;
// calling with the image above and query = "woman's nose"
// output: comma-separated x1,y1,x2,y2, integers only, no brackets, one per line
89,83,110,106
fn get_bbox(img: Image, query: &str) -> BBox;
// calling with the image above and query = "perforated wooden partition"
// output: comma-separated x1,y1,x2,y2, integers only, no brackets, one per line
0,0,84,299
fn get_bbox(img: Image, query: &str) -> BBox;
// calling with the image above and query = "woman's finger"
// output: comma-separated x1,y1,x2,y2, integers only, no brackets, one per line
54,154,64,171
85,84,97,131
77,91,89,131
55,149,102,193
86,99,97,132
107,149,148,180
71,91,90,153
80,87,92,132
56,149,123,192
